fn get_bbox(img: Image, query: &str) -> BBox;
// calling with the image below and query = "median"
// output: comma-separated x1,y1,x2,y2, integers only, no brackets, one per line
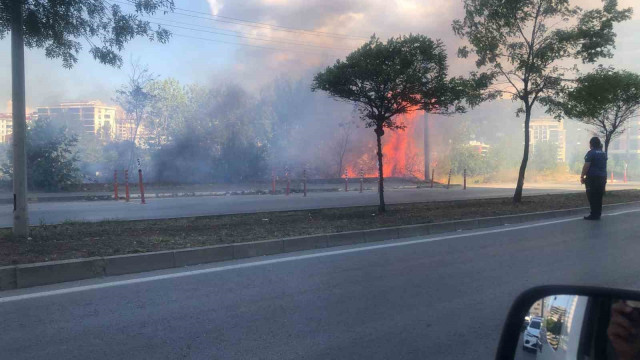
2,190,640,268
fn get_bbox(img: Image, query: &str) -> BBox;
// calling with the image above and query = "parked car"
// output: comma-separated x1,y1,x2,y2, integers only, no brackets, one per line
522,316,542,351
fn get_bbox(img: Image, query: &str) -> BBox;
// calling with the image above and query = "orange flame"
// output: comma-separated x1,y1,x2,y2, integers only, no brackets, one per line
347,110,425,180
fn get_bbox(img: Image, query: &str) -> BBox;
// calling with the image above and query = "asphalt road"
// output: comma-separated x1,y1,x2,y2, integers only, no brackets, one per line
2,205,640,359
4,184,637,227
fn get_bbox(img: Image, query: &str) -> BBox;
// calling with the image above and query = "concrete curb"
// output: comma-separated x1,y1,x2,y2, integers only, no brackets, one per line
0,186,386,204
0,202,635,291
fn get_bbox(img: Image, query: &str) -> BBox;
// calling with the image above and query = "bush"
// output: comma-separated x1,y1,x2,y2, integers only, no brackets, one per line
2,119,81,191
151,132,268,183
152,133,214,183
530,142,559,172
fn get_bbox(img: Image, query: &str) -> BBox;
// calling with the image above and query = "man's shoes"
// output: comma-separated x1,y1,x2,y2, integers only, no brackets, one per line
583,215,601,221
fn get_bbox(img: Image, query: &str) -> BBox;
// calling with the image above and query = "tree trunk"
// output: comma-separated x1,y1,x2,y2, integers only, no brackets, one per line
375,126,386,213
513,107,532,203
604,134,611,196
423,112,430,181
128,113,142,173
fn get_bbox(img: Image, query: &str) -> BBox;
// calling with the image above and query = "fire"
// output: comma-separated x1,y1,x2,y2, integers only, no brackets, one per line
346,110,425,180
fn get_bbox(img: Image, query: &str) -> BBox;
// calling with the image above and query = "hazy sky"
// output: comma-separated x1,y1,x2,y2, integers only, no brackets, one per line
0,0,638,112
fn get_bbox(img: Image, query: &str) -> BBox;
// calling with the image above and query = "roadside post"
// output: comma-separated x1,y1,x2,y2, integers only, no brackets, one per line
285,167,290,196
431,168,435,188
611,171,614,184
463,169,467,190
272,170,276,195
137,159,146,204
344,169,349,192
624,163,628,183
359,168,364,193
303,169,307,197
113,170,119,200
447,169,452,189
124,170,130,202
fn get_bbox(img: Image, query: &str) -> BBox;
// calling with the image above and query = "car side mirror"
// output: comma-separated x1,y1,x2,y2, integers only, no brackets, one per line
496,286,640,360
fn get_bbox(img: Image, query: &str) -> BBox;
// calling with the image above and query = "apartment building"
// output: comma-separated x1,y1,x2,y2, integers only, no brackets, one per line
529,118,567,162
37,101,117,140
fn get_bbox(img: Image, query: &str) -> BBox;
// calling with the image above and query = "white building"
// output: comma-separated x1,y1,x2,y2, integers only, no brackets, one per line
529,118,567,162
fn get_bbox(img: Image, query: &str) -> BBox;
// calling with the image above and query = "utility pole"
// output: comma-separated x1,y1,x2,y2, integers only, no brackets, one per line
423,112,430,181
11,0,28,237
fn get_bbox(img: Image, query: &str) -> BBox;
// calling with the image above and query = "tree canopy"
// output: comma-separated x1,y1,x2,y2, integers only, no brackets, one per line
2,118,80,191
312,34,485,212
547,67,640,153
312,34,484,130
0,0,174,68
453,0,632,202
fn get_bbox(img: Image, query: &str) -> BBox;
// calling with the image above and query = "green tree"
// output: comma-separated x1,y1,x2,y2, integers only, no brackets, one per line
312,34,483,213
450,145,486,176
530,142,559,171
547,67,640,154
1,0,174,236
146,78,188,150
486,137,522,172
0,1,173,68
114,61,156,171
2,119,80,191
453,0,632,202
151,83,270,183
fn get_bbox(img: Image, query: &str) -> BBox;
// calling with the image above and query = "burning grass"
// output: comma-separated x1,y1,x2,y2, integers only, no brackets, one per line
1,190,640,266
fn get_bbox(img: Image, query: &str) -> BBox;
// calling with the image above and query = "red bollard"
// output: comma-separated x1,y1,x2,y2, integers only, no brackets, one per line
303,169,307,197
138,169,146,204
285,169,290,196
124,170,130,202
114,170,119,200
463,169,467,190
447,169,452,189
430,168,435,188
611,171,614,183
272,171,276,195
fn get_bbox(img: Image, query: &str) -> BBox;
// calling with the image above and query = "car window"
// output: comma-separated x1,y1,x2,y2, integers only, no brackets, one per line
529,321,541,330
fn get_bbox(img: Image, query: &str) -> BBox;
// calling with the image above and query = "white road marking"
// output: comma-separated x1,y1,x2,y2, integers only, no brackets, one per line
2,207,640,304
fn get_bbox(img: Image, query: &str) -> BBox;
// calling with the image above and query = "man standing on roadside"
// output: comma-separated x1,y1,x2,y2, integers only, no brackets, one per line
581,137,608,220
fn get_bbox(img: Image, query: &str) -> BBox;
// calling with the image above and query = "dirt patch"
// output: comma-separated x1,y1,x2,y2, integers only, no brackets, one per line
1,190,639,266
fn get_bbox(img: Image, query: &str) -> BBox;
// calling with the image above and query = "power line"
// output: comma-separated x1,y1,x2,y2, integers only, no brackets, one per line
147,20,356,51
144,16,363,49
172,5,369,40
171,33,344,57
112,0,369,41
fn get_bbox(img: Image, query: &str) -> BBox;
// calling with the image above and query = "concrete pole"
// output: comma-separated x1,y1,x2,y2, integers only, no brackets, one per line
423,112,430,182
11,1,29,237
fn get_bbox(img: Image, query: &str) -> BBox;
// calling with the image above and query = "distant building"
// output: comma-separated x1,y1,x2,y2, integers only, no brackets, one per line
529,118,567,162
37,101,117,140
608,120,640,156
115,117,149,147
0,113,12,144
0,112,37,144
529,300,543,317
469,140,490,156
